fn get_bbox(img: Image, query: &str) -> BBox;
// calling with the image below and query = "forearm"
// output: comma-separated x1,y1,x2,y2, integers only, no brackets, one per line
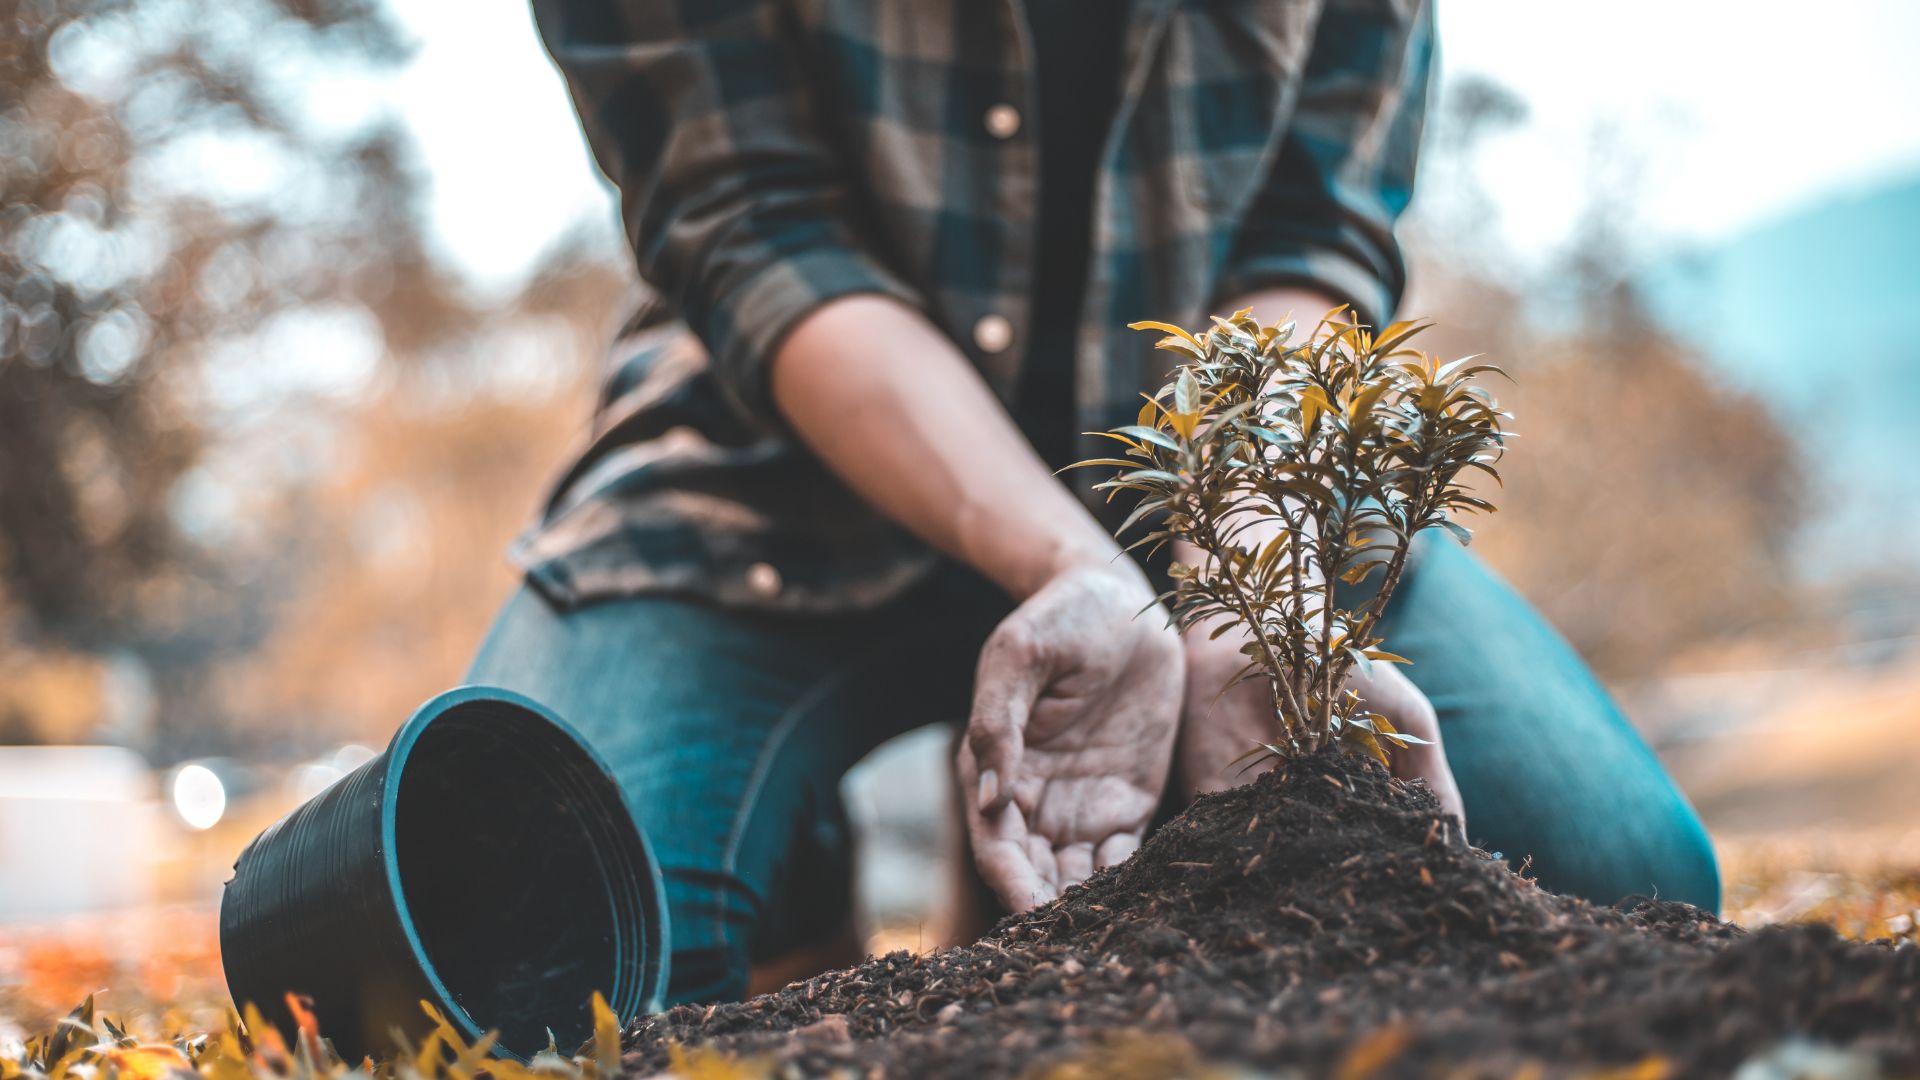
1218,285,1345,329
771,294,1123,600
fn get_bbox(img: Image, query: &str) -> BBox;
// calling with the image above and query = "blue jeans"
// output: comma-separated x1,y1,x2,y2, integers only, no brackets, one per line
467,535,1718,1005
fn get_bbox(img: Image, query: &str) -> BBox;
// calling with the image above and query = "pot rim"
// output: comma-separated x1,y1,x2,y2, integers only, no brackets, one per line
373,684,669,1053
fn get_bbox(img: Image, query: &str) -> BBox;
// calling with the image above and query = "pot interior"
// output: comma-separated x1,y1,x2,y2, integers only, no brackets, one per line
393,696,653,1056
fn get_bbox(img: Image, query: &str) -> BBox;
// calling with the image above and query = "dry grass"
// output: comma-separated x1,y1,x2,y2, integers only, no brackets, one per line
1719,828,1920,943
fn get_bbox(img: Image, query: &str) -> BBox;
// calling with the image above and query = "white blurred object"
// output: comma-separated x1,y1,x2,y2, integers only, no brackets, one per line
0,746,162,922
288,743,379,802
168,763,226,830
1733,1038,1879,1080
289,761,344,801
843,724,954,929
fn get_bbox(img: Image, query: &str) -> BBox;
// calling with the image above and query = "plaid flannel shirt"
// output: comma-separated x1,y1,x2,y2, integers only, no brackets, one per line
515,0,1433,612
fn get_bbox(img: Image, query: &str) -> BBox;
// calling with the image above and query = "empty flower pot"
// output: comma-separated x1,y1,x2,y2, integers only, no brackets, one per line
219,685,669,1062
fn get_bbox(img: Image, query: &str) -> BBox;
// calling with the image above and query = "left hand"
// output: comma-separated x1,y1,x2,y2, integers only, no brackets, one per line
956,560,1184,912
1174,626,1466,829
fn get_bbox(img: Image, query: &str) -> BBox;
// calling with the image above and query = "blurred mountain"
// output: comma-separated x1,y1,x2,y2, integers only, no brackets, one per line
1641,173,1920,579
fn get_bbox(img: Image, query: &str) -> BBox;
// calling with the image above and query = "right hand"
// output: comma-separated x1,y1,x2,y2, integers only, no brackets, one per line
956,560,1183,912
1175,623,1466,828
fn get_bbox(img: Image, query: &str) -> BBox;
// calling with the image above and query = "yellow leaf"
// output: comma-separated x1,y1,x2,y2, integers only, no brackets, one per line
1085,431,1143,450
1586,1057,1673,1080
449,1030,499,1080
100,1046,190,1080
283,993,327,1065
1346,726,1388,766
1334,1024,1412,1080
590,992,621,1078
415,1027,446,1076
1126,320,1203,350
666,1044,769,1080
198,1024,252,1080
241,1004,286,1062
1348,381,1389,420
484,1061,540,1080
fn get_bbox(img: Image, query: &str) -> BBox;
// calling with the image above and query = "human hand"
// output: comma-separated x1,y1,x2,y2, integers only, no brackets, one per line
956,561,1183,912
1174,626,1465,828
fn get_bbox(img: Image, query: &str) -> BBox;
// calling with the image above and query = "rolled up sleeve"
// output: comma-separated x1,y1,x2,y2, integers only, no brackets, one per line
533,0,923,425
1214,0,1434,328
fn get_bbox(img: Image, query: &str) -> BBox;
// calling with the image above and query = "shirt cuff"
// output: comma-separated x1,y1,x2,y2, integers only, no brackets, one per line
1213,248,1400,333
691,245,925,428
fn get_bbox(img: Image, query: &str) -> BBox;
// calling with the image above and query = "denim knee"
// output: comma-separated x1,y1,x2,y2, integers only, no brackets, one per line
1517,784,1722,916
1643,806,1721,914
656,866,760,1005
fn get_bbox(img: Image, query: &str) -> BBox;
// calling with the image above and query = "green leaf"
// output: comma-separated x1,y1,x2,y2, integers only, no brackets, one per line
1344,645,1374,677
1113,424,1183,453
1116,468,1185,486
1114,501,1170,539
1175,368,1198,414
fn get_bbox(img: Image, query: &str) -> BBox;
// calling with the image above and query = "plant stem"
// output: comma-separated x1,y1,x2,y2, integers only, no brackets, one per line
1312,521,1336,751
1279,498,1313,735
1336,495,1424,701
1195,508,1304,747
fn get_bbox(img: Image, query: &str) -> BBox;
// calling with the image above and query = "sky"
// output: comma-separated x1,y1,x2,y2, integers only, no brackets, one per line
351,0,1920,294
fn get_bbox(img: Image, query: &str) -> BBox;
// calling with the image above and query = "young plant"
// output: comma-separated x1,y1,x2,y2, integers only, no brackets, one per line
1071,309,1510,767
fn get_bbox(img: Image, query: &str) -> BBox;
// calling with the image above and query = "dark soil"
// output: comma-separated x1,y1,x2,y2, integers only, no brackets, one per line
622,753,1919,1078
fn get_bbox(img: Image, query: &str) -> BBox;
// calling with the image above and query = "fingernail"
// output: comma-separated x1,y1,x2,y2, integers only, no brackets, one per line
978,768,999,811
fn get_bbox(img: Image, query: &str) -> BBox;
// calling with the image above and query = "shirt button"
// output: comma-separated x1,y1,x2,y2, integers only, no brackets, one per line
984,103,1021,139
746,561,783,598
973,314,1013,354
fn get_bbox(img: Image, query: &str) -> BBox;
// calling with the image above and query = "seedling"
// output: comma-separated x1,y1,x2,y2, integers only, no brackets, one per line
1071,309,1509,766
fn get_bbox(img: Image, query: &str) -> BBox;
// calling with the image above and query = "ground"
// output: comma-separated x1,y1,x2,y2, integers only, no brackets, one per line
3,754,1916,1079
613,755,1919,1078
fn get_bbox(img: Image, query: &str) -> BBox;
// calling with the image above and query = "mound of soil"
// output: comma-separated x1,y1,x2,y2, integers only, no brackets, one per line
623,753,1918,1078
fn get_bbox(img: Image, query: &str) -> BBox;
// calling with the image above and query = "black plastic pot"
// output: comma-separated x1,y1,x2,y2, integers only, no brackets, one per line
220,686,669,1062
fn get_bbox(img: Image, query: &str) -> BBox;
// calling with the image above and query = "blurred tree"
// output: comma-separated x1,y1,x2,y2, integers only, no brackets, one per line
0,0,408,646
1444,283,1803,679
1405,78,1806,682
0,0,591,753
213,245,622,757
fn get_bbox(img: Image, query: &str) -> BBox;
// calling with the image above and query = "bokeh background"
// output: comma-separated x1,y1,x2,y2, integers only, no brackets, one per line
3,0,1917,1034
